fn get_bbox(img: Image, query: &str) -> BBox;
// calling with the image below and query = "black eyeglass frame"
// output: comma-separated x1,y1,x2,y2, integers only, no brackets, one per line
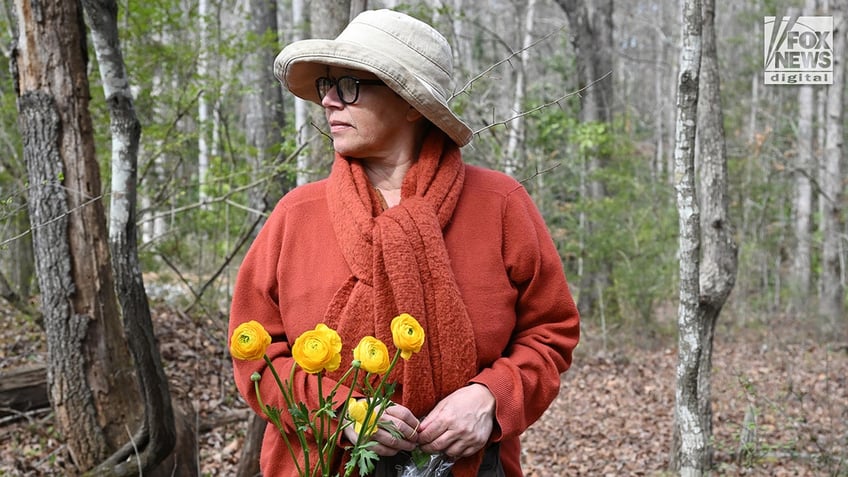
315,76,386,105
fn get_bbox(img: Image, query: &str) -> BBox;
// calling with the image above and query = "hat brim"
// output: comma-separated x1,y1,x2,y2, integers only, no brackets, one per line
275,39,473,147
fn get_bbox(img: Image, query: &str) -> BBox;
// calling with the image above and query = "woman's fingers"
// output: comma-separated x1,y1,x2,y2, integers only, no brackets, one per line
345,401,421,456
416,384,495,458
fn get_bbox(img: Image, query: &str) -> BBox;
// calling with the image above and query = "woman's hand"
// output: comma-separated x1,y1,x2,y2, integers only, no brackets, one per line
342,401,420,456
416,384,495,460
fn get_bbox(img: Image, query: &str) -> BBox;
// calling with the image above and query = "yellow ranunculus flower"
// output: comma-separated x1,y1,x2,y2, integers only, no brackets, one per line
353,336,391,375
347,398,377,437
230,321,272,361
292,324,342,374
390,313,425,360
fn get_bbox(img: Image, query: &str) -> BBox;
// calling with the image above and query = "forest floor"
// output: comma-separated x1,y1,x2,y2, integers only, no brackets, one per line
0,299,846,476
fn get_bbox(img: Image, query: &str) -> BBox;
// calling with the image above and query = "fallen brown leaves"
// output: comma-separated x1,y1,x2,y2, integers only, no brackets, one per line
1,300,846,476
521,321,847,476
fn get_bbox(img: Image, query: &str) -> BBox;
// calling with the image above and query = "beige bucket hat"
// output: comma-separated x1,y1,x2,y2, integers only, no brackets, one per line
274,9,473,147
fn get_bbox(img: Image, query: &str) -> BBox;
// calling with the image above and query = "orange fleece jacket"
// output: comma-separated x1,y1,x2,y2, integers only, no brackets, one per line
229,164,580,477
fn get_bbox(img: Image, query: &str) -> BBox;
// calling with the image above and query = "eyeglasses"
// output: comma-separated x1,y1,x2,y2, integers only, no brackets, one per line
315,76,385,105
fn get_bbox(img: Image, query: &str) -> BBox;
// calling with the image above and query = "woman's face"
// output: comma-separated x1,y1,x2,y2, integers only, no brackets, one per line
319,67,422,159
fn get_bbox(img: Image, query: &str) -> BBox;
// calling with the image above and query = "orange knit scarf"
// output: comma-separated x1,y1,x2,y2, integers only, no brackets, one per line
325,130,484,476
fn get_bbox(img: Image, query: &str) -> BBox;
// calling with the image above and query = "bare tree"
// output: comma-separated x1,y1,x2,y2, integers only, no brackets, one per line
693,0,737,469
504,0,536,177
198,0,212,204
791,2,818,309
81,0,203,474
244,0,284,222
555,0,614,319
293,0,310,186
670,0,706,474
820,0,845,322
12,0,142,469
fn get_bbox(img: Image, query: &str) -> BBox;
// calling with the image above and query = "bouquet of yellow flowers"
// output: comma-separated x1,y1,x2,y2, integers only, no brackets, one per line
229,313,426,477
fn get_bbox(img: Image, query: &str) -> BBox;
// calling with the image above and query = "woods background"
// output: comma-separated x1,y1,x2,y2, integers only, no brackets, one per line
0,0,846,476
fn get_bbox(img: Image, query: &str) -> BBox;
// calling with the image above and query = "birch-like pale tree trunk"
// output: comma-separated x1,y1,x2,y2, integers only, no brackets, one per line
81,0,191,474
141,70,169,244
653,25,668,181
198,0,211,204
293,0,310,186
793,86,814,304
748,71,759,145
792,2,817,308
450,0,473,72
504,0,536,176
820,1,845,321
670,0,705,474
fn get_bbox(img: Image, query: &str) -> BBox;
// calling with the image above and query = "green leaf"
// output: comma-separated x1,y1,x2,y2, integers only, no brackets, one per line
411,447,431,469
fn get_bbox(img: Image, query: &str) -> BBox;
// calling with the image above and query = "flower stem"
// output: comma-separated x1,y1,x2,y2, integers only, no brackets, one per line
255,362,304,476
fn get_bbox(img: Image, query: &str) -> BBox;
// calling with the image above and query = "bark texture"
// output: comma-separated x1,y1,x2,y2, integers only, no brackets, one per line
13,0,141,470
820,1,845,322
791,2,817,308
301,0,353,184
81,0,191,475
670,0,706,474
504,0,536,177
244,0,284,221
694,0,738,469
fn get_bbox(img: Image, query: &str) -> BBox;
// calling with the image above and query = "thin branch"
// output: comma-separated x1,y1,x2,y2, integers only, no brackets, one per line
451,25,566,102
0,406,51,427
183,212,263,314
137,88,205,185
520,162,562,184
138,142,306,224
159,253,201,302
473,71,613,136
0,194,104,249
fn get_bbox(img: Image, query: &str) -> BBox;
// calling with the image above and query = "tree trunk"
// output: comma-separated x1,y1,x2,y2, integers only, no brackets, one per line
791,1,818,309
504,0,535,177
670,0,705,475
236,412,266,477
301,0,352,184
198,0,211,205
792,86,814,307
244,0,284,222
556,0,614,319
748,71,759,145
449,0,473,72
293,0,310,187
653,24,668,182
82,0,193,475
12,0,142,470
693,0,738,470
820,0,845,322
140,70,169,244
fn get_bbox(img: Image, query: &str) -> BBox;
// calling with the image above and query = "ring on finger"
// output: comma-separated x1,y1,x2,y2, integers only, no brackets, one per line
406,422,420,440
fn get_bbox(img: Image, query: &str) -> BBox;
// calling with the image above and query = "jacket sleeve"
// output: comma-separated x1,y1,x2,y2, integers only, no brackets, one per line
228,201,352,434
470,185,580,441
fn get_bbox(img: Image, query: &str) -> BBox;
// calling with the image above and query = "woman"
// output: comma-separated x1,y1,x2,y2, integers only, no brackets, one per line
229,9,579,477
